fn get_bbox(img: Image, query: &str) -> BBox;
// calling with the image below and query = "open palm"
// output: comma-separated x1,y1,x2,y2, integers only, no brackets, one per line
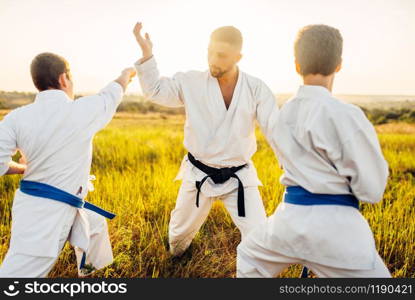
133,22,153,58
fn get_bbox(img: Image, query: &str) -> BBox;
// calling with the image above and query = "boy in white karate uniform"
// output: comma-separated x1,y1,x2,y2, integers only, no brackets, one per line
0,52,136,277
133,23,279,257
237,24,391,277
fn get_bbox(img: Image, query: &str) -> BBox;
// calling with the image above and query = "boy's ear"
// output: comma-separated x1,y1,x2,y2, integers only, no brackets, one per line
335,59,342,73
295,61,301,74
58,73,68,89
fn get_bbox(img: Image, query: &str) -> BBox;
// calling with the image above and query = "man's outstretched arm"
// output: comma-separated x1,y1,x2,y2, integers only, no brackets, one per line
133,22,184,108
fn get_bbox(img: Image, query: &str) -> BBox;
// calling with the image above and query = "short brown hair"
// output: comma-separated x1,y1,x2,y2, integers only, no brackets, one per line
210,26,243,50
294,24,343,76
30,52,71,91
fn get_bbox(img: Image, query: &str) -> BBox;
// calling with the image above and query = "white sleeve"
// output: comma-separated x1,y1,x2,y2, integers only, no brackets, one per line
254,80,279,145
134,56,184,108
75,81,124,133
331,117,389,204
0,113,17,176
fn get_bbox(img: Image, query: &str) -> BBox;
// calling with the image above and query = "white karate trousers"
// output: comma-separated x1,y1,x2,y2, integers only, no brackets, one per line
0,209,112,278
236,226,391,278
168,180,267,256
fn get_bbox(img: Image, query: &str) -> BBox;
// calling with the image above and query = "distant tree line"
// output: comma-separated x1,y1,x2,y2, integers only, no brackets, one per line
0,91,414,124
360,107,415,125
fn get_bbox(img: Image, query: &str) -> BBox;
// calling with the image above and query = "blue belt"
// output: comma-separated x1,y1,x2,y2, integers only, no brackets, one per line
284,186,359,209
284,186,359,278
19,180,116,219
19,180,116,270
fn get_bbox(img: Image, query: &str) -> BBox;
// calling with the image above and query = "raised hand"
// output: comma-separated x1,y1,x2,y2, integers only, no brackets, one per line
133,22,153,60
121,67,137,82
115,67,137,92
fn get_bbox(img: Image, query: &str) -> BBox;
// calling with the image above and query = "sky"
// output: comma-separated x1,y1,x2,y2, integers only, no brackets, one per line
0,0,414,95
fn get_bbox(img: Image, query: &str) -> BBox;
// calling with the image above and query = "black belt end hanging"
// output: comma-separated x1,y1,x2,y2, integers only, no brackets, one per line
188,153,247,218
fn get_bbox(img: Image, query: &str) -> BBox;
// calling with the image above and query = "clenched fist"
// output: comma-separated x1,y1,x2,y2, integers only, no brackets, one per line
115,67,136,92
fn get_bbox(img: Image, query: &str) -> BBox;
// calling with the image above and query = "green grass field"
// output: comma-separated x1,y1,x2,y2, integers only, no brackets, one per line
0,113,414,278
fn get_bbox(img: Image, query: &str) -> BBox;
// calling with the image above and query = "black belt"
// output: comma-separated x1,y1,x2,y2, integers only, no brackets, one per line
187,153,247,217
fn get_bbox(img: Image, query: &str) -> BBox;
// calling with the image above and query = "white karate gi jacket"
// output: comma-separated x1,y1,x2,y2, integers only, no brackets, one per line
135,57,279,197
266,85,389,269
0,82,123,271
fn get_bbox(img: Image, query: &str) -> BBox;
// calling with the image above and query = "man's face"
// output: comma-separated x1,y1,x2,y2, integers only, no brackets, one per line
208,40,241,78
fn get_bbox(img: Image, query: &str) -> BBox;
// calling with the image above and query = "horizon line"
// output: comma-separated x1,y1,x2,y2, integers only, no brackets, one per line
1,90,415,98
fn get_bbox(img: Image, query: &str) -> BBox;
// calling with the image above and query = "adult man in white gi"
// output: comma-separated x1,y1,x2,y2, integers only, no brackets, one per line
237,24,391,277
133,23,279,257
0,52,136,277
